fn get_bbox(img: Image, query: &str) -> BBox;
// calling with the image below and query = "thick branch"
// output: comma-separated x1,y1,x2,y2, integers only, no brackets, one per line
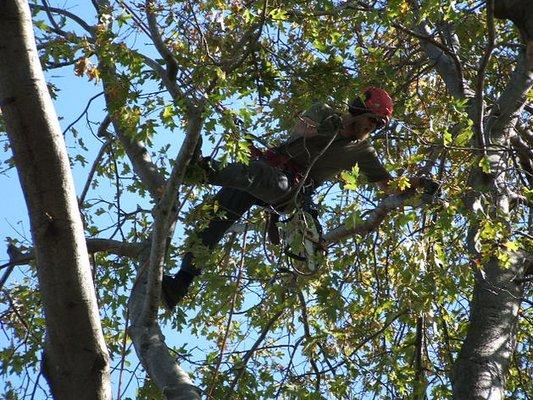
0,239,146,272
86,238,146,258
487,52,533,141
408,4,469,99
144,0,180,86
323,191,418,244
126,108,204,399
473,0,496,150
394,22,466,99
113,126,166,198
517,125,533,148
127,323,201,400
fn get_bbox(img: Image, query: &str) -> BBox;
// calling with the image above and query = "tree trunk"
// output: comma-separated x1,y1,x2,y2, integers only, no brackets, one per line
0,1,111,398
451,254,526,400
450,51,532,399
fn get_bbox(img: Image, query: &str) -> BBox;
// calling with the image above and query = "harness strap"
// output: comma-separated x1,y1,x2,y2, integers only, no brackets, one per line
250,145,304,184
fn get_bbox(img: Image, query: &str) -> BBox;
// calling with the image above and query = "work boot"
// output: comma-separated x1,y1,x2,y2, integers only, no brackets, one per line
161,271,196,310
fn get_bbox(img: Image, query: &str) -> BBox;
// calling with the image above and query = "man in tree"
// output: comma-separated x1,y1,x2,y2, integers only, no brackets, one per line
162,87,434,310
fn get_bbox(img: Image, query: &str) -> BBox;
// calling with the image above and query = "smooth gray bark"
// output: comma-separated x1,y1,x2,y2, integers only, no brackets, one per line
0,1,111,398
451,52,532,400
410,1,532,398
451,255,526,400
127,108,204,400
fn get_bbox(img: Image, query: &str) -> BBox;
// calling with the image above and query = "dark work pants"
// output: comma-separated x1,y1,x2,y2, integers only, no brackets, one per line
175,159,294,278
178,187,259,275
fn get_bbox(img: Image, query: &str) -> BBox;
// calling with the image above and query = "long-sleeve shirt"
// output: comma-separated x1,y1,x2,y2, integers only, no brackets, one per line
275,102,392,187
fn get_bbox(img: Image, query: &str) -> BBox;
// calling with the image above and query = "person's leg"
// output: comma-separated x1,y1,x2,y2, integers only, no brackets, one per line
206,159,292,204
162,187,257,309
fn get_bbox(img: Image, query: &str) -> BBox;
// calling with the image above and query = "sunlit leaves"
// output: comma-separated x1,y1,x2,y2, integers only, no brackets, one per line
1,0,531,399
478,155,491,173
340,163,360,191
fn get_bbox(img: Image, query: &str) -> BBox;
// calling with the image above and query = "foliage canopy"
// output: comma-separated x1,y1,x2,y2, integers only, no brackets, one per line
0,0,531,399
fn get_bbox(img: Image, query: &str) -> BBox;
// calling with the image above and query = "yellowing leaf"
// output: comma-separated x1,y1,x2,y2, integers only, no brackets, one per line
74,58,89,77
479,156,491,173
523,188,533,202
397,175,411,191
443,131,452,146
504,241,519,251
340,164,359,190
399,1,410,14
87,66,100,83
162,105,174,120
215,67,226,81
455,127,473,146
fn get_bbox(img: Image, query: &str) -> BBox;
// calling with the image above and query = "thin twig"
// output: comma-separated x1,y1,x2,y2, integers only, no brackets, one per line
207,215,250,398
229,307,285,391
62,92,104,136
79,117,112,206
473,0,496,152
29,3,95,35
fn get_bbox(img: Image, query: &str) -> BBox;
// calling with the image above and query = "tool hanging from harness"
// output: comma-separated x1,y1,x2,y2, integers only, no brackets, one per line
238,120,326,273
279,208,325,273
250,143,326,273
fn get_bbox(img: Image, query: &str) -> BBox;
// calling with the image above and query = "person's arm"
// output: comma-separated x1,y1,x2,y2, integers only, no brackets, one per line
292,115,318,138
290,102,339,140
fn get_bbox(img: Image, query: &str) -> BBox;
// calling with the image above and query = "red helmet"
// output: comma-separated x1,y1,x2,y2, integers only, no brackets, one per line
363,87,393,120
349,86,394,128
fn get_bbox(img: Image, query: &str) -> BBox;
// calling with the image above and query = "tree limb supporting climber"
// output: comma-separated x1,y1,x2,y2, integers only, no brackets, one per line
161,87,439,310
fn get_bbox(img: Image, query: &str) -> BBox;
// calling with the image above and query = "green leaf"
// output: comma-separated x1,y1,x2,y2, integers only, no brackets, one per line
340,164,359,190
454,126,473,146
479,156,491,173
117,13,132,27
443,131,452,146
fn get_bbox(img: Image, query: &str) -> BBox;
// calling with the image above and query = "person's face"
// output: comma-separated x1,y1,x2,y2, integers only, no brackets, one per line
341,114,380,139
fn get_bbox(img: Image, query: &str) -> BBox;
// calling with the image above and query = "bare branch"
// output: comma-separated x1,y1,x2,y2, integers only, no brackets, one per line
29,3,95,35
145,0,180,85
0,238,145,272
393,22,467,99
473,0,496,151
124,106,205,399
487,52,533,142
323,190,420,244
127,321,201,400
0,242,27,290
140,106,204,325
79,117,112,206
86,239,146,258
113,125,166,199
229,307,285,391
62,92,104,136
511,132,533,163
517,125,533,148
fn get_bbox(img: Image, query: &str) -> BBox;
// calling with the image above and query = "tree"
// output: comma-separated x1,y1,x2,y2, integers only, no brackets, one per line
0,0,531,399
0,1,111,399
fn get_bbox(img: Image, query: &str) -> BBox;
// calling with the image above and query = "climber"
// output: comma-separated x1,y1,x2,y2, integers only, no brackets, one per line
161,87,436,310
